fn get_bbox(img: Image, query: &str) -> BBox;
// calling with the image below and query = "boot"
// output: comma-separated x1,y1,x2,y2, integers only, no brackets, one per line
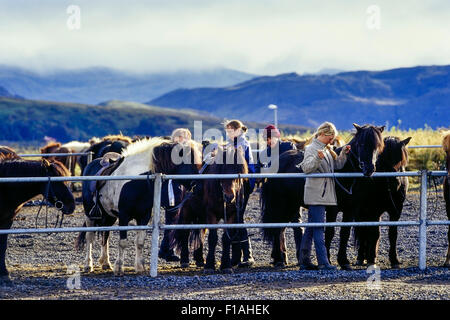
299,249,317,270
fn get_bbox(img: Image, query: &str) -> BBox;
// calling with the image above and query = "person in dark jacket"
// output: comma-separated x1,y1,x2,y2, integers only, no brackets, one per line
257,125,296,173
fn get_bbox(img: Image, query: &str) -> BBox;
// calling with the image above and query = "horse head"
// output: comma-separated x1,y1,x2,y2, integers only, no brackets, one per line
348,123,385,177
213,146,248,204
41,158,76,214
153,141,201,188
377,136,411,171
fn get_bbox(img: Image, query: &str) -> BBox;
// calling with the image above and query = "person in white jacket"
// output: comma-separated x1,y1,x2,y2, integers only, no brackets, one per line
299,122,351,270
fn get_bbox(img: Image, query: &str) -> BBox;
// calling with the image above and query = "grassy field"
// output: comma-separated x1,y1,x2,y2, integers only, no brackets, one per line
285,127,447,172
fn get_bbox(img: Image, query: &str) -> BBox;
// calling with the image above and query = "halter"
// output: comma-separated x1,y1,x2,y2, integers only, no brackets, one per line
35,176,65,233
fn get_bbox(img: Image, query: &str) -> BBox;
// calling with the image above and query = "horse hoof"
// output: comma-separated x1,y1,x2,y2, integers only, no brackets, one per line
195,260,205,267
102,264,112,271
221,268,233,274
391,264,401,269
83,266,93,273
180,263,190,268
340,264,353,271
203,268,215,274
274,262,286,268
354,260,365,266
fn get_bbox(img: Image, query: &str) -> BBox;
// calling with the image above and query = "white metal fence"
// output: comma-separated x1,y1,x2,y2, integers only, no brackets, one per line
0,170,449,277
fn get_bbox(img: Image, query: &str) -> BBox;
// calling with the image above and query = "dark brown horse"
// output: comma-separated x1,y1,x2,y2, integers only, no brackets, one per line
171,146,249,273
352,136,411,268
442,130,450,268
0,158,75,281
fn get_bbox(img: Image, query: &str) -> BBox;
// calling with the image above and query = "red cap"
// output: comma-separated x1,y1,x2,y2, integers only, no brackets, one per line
263,125,280,139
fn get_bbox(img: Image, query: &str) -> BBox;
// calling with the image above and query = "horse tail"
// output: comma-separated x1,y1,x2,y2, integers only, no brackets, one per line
260,179,279,244
75,221,87,251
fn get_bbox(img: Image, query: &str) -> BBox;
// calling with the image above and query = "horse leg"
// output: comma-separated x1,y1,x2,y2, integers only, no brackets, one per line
271,229,283,267
337,210,353,270
193,239,205,267
114,220,129,277
134,229,146,274
98,231,112,271
280,228,288,266
178,229,191,268
325,206,338,264
83,218,95,273
204,229,218,272
220,229,234,273
98,216,116,271
387,210,401,268
0,220,13,280
445,225,450,268
293,226,303,266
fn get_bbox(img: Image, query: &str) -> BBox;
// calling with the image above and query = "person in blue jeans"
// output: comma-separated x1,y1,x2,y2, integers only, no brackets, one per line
299,122,351,270
224,120,256,267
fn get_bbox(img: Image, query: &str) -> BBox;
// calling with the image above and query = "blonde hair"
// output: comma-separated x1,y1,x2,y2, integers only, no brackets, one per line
306,122,339,160
223,119,248,133
170,128,192,142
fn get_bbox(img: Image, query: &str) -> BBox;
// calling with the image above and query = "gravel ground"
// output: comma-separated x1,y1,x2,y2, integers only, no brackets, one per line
1,186,449,300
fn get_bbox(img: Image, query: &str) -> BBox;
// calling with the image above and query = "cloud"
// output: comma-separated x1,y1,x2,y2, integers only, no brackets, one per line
0,0,449,74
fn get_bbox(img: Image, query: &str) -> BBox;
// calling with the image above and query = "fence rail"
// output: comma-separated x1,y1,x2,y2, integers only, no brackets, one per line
0,169,449,277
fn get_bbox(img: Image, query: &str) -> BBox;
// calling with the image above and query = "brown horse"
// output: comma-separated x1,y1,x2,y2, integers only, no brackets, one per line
0,146,20,160
40,142,76,177
171,145,249,273
442,130,450,268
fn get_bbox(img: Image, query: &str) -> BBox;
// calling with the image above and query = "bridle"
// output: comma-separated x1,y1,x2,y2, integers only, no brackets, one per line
35,176,66,232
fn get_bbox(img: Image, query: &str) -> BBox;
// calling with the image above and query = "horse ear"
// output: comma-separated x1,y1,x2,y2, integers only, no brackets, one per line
353,123,361,131
402,137,412,146
378,125,385,133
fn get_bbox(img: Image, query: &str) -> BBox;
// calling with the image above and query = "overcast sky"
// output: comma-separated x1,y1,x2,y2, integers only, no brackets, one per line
0,0,449,75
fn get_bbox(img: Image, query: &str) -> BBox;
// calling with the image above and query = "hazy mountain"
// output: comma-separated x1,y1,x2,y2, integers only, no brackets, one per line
149,65,450,130
0,97,308,143
0,65,256,105
0,85,22,99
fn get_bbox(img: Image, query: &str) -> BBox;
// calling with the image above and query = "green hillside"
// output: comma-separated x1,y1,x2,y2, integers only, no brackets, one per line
0,97,309,143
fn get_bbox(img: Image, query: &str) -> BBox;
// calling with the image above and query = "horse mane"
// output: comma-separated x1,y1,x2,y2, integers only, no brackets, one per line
101,134,133,144
441,130,450,152
0,146,20,160
0,158,70,177
349,124,385,153
40,142,62,153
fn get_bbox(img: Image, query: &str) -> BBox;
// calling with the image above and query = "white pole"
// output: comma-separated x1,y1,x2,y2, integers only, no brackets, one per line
418,170,428,270
150,173,162,277
274,107,278,128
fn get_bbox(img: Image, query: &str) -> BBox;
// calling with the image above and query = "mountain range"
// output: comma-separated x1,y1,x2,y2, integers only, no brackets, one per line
0,65,256,105
149,65,450,130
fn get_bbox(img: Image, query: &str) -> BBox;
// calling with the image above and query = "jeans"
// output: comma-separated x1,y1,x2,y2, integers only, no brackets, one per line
300,205,330,266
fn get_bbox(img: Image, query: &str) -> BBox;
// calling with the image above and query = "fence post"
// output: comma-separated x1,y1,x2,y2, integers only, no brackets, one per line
418,170,428,270
87,151,93,165
150,173,162,277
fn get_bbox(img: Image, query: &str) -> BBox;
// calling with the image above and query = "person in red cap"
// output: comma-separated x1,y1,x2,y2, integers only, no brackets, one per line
257,125,297,173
